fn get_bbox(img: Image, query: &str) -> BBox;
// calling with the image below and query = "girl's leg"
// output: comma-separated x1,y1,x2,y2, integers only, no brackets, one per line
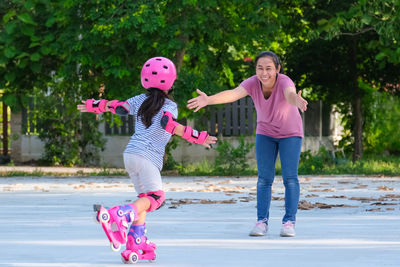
131,198,150,225
278,137,302,223
255,134,279,221
122,223,157,263
121,154,161,262
123,153,163,222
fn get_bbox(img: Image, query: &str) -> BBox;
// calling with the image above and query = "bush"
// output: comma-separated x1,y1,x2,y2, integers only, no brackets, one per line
298,147,336,174
34,89,106,166
363,92,400,155
173,136,256,176
214,136,255,175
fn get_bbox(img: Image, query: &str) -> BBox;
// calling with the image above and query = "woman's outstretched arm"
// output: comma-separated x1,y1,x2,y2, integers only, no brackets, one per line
187,86,248,112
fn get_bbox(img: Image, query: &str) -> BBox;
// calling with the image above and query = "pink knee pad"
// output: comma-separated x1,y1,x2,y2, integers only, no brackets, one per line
138,190,165,212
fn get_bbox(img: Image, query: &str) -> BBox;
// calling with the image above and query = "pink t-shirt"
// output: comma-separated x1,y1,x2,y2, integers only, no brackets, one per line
240,74,304,138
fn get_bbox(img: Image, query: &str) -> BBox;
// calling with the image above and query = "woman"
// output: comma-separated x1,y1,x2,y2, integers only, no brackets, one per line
187,51,307,237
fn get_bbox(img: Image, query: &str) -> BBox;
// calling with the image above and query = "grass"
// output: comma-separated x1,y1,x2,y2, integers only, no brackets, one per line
174,159,258,176
0,170,47,177
0,168,128,177
170,153,400,177
298,156,400,176
1,153,399,177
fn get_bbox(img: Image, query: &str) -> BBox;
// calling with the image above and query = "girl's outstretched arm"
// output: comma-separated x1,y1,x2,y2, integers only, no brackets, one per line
77,99,130,115
161,111,217,149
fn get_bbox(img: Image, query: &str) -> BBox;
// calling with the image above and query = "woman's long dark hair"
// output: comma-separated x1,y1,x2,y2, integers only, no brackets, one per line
137,88,172,128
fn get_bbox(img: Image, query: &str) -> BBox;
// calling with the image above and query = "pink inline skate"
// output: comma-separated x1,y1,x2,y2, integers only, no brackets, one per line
94,204,137,252
121,224,157,264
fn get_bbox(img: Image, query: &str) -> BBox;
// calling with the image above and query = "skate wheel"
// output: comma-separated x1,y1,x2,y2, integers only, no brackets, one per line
121,256,128,264
99,210,110,223
129,252,139,264
93,213,100,224
117,209,124,217
110,242,121,252
149,255,156,263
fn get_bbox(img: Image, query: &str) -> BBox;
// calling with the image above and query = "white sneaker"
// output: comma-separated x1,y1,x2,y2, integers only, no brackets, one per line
249,219,268,236
280,221,295,237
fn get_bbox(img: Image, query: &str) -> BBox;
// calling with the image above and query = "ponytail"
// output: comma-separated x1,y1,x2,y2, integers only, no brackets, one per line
137,88,171,128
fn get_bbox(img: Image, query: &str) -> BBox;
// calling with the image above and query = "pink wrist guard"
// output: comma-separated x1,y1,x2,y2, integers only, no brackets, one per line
85,99,108,113
161,111,179,134
182,126,209,145
108,100,130,115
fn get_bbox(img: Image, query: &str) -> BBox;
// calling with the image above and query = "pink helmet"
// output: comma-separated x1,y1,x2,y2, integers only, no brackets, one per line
141,57,177,91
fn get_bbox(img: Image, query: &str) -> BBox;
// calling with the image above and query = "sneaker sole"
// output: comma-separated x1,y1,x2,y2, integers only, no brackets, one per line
249,232,266,237
280,233,295,237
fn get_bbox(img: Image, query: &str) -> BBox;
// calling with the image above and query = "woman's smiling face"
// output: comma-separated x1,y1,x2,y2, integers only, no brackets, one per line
256,56,280,88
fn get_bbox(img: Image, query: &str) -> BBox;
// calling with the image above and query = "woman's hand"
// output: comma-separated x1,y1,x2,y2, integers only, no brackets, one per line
187,89,209,112
202,135,218,149
295,90,308,113
284,87,308,113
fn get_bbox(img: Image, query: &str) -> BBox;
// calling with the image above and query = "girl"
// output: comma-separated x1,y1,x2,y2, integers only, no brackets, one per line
78,57,217,263
187,51,307,238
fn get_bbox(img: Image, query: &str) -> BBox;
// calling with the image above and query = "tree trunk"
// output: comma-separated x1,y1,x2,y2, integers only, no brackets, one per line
350,36,363,162
174,35,188,72
163,35,188,167
353,96,363,161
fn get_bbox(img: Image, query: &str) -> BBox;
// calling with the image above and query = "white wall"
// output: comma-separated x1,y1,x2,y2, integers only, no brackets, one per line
20,135,44,162
15,134,334,168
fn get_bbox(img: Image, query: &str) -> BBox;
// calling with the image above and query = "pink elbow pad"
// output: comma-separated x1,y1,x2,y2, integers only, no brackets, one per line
108,100,130,115
161,111,179,134
85,99,108,113
182,126,209,145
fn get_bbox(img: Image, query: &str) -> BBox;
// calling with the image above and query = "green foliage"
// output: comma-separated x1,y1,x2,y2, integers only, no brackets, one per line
286,0,400,161
363,91,400,154
298,147,337,174
1,0,309,167
213,136,255,175
298,153,400,176
163,136,179,171
172,146,400,176
2,0,399,166
0,0,66,109
32,87,106,166
1,0,303,110
174,159,218,176
313,0,400,65
173,136,256,176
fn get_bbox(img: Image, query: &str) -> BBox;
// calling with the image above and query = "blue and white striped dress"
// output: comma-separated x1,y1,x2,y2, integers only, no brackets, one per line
123,93,178,170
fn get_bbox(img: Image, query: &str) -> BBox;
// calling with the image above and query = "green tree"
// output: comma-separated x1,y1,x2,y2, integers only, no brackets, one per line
0,0,309,165
0,0,105,165
286,0,400,161
60,0,304,106
0,0,64,110
363,91,400,155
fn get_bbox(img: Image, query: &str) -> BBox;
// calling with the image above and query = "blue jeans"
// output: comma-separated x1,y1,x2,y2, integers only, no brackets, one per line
255,134,302,223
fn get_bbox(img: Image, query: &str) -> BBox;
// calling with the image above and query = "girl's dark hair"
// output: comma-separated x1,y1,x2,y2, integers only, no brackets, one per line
137,88,171,128
255,51,284,73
